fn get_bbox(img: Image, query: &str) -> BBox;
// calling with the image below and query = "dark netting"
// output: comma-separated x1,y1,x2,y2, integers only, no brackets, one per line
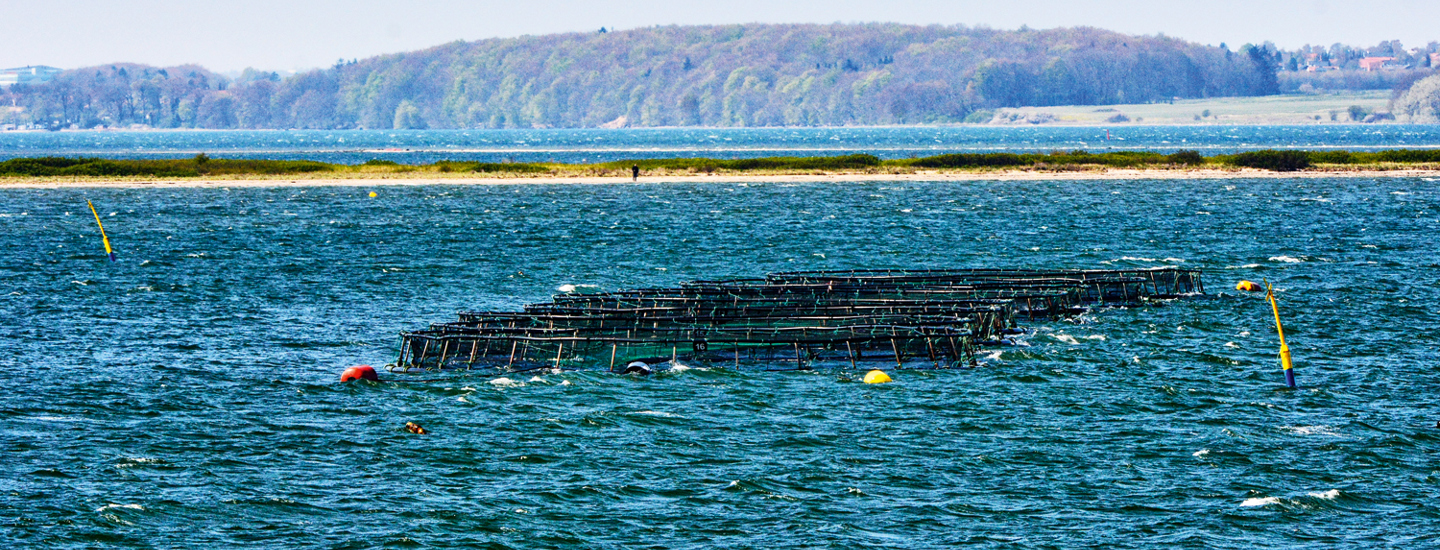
393,267,1202,373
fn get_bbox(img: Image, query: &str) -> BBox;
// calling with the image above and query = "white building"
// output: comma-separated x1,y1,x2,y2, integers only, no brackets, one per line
0,66,64,87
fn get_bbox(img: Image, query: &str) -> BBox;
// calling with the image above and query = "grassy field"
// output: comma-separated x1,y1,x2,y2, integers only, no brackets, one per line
990,91,1394,125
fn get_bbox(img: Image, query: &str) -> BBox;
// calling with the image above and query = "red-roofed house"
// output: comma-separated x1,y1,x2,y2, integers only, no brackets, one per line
1359,57,1396,71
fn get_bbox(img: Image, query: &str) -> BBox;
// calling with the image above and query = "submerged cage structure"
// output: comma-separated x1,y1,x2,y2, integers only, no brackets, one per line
393,267,1202,373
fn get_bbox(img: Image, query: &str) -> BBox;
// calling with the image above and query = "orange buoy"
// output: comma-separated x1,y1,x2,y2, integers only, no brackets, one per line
1236,280,1260,292
340,365,379,382
405,422,427,434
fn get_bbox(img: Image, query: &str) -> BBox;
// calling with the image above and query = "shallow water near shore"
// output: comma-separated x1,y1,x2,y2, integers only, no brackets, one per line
3,176,1439,548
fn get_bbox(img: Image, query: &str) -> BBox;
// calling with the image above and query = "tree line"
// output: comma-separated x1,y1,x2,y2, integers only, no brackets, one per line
1,23,1283,129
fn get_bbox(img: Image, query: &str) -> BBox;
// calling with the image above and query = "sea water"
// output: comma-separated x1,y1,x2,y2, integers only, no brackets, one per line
2,131,1440,548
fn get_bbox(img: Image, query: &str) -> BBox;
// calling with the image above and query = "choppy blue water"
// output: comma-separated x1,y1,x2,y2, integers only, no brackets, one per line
4,135,1440,547
2,125,1440,165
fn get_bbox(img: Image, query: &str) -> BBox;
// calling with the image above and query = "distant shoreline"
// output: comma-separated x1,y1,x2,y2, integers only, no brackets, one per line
6,168,1439,188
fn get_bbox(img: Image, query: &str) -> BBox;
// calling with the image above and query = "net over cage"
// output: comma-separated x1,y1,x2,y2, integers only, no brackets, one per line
392,267,1203,373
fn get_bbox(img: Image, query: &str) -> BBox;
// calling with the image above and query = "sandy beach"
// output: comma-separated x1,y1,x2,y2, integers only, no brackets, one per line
4,167,1440,188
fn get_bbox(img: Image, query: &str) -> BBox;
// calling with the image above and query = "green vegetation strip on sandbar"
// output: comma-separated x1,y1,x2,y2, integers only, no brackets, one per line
4,150,1440,178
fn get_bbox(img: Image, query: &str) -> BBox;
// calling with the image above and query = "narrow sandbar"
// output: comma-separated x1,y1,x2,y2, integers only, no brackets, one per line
4,167,1439,188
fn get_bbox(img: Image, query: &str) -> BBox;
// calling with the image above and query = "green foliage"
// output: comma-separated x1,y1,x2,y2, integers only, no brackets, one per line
603,154,881,172
392,100,427,129
0,157,192,177
898,151,1168,169
203,159,333,174
1368,149,1440,163
1165,150,1205,165
362,159,400,166
0,157,331,177
1307,150,1356,164
471,162,549,173
1393,74,1440,123
962,110,994,124
899,153,1026,168
1225,150,1311,171
0,24,1289,129
1296,150,1440,166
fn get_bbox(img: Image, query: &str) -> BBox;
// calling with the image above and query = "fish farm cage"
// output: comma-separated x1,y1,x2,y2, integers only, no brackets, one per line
392,267,1203,374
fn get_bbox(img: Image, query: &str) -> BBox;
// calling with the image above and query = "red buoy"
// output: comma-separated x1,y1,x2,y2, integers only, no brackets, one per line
340,365,379,382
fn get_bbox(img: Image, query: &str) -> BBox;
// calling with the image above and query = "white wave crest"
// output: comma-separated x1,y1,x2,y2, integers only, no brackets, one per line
1193,449,1210,457
1241,497,1281,507
489,377,521,387
1281,425,1341,437
633,410,682,418
1308,489,1341,499
1052,334,1080,345
1269,256,1304,263
96,503,145,512
556,283,598,293
29,415,93,423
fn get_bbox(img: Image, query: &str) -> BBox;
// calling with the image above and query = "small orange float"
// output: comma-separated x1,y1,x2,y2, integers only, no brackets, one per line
340,365,379,382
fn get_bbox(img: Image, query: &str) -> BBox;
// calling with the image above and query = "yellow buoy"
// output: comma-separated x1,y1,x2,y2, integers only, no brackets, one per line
1264,281,1297,388
1236,280,1260,292
86,199,116,262
368,191,378,198
863,370,892,384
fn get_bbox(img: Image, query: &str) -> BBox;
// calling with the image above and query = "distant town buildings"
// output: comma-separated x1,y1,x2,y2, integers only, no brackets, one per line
0,65,63,87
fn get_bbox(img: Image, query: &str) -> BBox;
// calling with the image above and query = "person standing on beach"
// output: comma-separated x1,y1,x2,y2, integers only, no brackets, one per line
632,165,640,181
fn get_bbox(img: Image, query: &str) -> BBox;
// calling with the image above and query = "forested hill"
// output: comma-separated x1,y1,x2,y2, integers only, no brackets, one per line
2,23,1280,129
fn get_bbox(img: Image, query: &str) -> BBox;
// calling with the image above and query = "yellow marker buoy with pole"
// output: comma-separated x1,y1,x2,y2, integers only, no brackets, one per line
86,199,116,262
1264,280,1297,388
863,370,892,384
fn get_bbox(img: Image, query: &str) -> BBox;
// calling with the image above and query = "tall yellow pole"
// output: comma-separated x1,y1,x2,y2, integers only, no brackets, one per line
86,199,116,262
1265,281,1296,388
